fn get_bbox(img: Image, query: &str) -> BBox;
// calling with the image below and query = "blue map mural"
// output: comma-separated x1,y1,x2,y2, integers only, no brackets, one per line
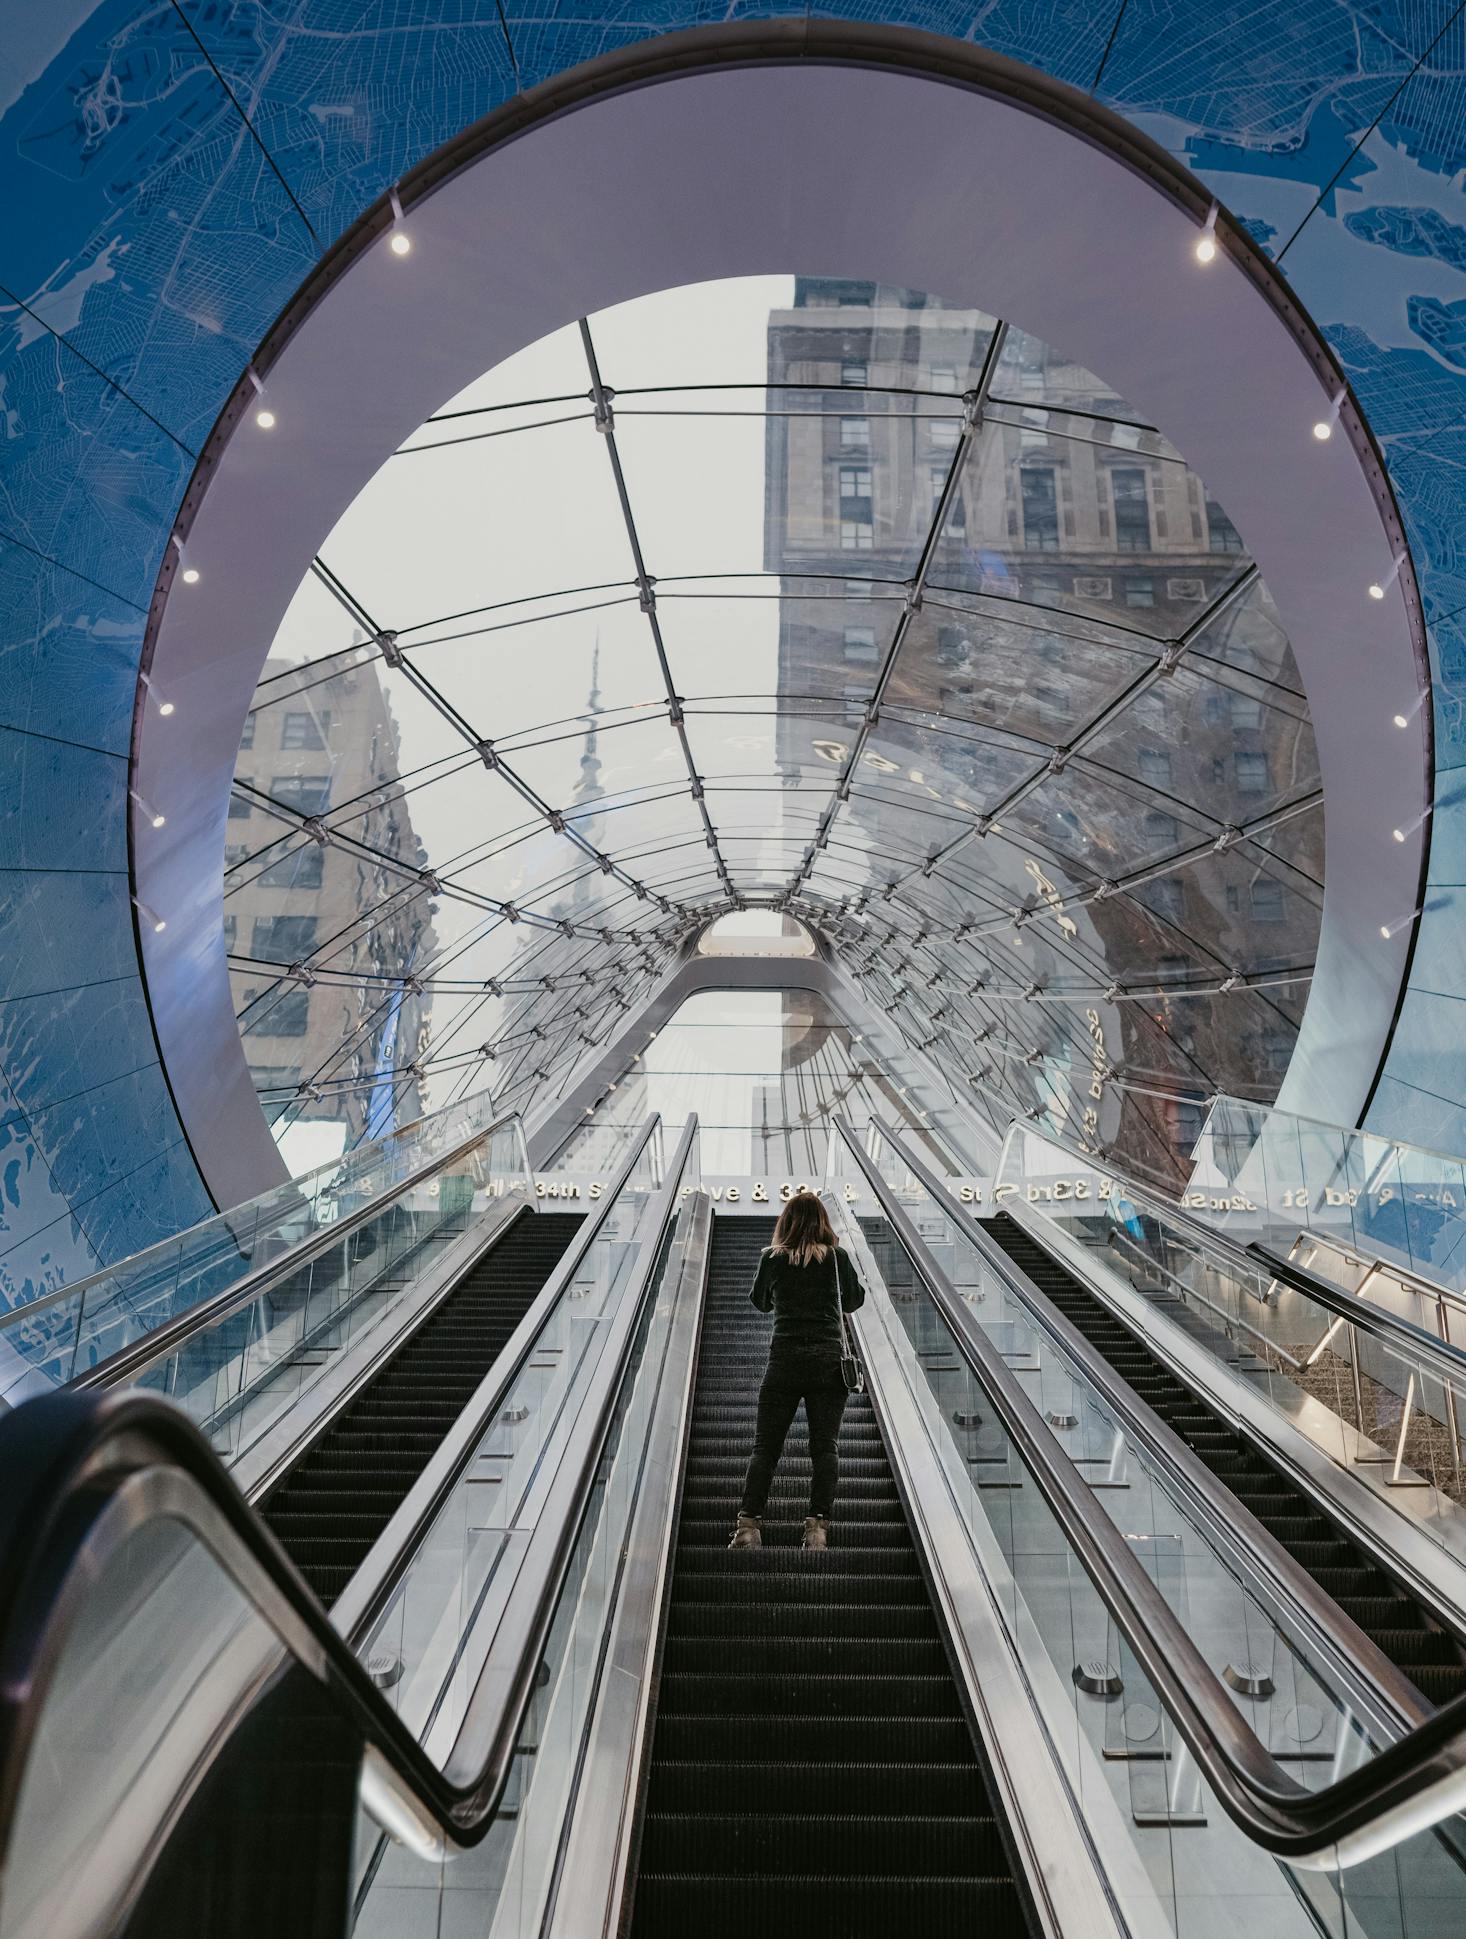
2,0,1465,1303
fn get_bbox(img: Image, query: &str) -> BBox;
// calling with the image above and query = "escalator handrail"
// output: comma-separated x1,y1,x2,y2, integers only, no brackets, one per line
869,1116,1438,1733
994,1118,1466,1388
66,1114,531,1392
0,1117,701,1881
833,1116,1466,1868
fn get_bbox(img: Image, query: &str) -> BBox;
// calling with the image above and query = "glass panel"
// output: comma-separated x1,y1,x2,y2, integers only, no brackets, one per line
0,1092,529,1420
996,1118,1466,1572
232,276,1319,1187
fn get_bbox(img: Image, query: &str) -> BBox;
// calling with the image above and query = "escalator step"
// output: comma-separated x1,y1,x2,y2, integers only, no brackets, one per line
631,1874,1025,1939
645,1760,982,1814
638,1811,1008,1873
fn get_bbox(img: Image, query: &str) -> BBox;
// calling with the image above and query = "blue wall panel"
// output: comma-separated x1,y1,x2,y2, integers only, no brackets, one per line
2,0,1466,1301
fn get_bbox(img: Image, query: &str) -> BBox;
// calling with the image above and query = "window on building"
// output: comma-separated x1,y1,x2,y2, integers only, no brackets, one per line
1124,577,1156,608
1172,1100,1205,1150
260,845,325,890
929,363,959,392
228,794,252,820
1157,954,1189,981
1206,499,1244,553
281,710,329,751
238,714,256,750
271,774,331,815
936,626,970,668
1230,693,1263,729
840,416,870,450
1144,810,1179,846
1234,751,1270,794
251,915,318,961
1144,878,1185,922
934,467,967,530
1262,1027,1292,1074
259,989,310,1036
251,1063,302,1093
224,843,250,869
839,466,874,551
1225,885,1241,914
1250,878,1285,923
842,625,879,663
1111,467,1151,550
929,418,959,452
1021,468,1059,550
840,360,867,387
222,913,237,951
1033,683,1071,721
1139,749,1172,787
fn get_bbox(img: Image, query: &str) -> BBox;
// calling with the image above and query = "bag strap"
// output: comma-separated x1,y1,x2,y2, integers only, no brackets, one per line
832,1252,854,1356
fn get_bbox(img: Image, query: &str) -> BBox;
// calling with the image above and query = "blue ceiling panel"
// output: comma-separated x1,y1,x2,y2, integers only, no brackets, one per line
0,0,1464,1282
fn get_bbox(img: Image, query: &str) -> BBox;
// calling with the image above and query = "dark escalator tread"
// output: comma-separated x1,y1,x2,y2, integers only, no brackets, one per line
628,1214,1033,1939
632,1874,1025,1939
259,1211,583,1605
968,1210,1466,1709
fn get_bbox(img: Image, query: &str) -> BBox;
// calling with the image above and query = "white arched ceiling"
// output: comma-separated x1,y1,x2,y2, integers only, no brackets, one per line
134,55,1426,1206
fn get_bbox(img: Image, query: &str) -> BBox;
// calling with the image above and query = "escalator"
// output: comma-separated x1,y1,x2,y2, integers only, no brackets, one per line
628,1215,1034,1938
979,1208,1466,1708
259,1209,583,1604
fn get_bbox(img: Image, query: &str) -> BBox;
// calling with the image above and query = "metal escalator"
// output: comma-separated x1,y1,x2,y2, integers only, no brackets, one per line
12,1125,1466,1938
979,1208,1466,1709
260,1211,582,1605
629,1215,1032,1938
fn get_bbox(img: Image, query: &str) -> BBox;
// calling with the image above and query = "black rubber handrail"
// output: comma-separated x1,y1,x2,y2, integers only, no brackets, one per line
0,1118,702,1888
832,1115,1466,1867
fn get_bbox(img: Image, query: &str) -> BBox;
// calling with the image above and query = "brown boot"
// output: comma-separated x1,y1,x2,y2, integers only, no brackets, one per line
803,1516,829,1551
729,1513,762,1550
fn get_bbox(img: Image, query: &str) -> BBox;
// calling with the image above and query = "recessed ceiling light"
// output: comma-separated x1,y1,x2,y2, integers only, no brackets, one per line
181,567,200,585
390,231,411,256
1312,420,1332,441
1194,234,1217,264
256,408,277,430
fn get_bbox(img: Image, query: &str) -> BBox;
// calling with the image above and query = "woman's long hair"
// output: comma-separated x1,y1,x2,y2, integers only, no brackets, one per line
771,1192,838,1268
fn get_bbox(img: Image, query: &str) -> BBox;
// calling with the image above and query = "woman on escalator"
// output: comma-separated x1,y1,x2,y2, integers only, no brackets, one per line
730,1192,865,1553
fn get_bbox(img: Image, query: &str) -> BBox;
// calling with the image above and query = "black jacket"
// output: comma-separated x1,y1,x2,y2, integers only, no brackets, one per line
749,1244,865,1349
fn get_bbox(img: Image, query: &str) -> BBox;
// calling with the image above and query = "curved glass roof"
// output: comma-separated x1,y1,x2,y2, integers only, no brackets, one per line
227,276,1323,1187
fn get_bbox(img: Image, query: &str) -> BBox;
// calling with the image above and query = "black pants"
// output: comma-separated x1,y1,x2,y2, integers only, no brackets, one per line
739,1346,849,1519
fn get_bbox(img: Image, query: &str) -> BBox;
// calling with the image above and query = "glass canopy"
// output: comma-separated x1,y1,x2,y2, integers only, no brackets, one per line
227,276,1322,1189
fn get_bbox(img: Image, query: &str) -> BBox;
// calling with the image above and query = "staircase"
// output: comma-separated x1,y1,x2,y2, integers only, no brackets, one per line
260,1210,583,1606
629,1214,1032,1938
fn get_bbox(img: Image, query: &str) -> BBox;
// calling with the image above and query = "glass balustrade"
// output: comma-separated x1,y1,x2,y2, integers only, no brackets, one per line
1189,1095,1466,1305
995,1119,1466,1571
0,1089,530,1413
